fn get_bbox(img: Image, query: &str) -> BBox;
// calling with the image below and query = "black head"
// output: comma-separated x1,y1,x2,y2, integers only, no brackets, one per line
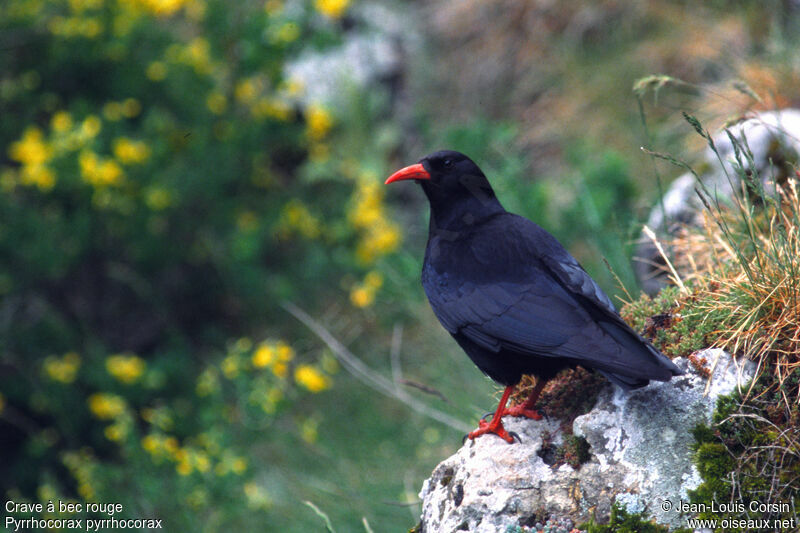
385,151,503,229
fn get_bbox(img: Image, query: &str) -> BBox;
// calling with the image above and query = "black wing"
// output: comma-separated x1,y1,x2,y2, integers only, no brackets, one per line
422,214,681,388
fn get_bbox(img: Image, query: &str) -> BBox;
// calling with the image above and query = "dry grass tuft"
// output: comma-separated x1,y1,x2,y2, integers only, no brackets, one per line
670,171,800,404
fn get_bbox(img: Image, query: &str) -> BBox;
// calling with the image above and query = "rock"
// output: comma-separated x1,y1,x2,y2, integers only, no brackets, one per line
284,2,414,107
635,109,800,294
418,349,756,532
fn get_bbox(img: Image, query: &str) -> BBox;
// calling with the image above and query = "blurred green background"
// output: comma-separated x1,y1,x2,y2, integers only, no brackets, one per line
1,0,799,531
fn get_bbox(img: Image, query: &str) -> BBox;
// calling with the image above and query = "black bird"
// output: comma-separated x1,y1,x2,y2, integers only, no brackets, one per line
385,150,682,443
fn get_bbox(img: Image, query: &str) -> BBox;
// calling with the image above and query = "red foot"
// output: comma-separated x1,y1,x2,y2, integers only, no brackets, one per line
502,403,543,421
467,418,515,443
467,380,548,444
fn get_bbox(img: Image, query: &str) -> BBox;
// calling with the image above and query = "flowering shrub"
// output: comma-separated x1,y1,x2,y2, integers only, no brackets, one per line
0,0,397,530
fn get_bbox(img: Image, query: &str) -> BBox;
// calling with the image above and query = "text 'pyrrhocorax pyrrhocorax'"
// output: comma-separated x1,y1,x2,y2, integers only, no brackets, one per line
385,150,682,443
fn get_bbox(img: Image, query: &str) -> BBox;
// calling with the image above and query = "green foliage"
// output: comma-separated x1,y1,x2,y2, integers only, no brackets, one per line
563,144,640,296
431,118,546,219
0,0,410,530
688,373,800,528
579,504,689,533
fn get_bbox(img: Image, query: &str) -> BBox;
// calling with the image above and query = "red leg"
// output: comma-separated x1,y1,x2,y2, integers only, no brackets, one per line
467,385,516,443
503,378,546,420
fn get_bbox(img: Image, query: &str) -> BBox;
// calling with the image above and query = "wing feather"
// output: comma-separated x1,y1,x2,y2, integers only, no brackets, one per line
422,213,681,384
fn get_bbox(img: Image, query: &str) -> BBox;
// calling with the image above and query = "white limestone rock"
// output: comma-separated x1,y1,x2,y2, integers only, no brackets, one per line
418,349,756,532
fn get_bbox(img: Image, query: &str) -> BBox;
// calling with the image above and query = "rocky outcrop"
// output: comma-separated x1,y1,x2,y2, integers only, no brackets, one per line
418,349,756,532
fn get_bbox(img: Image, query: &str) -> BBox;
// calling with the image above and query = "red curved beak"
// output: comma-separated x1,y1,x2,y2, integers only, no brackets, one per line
384,163,430,184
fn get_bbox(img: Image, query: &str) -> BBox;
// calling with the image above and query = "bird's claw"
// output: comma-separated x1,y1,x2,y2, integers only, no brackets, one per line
508,431,521,443
465,418,517,444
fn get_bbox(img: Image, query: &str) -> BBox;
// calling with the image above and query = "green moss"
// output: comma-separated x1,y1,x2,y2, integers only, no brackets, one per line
579,504,692,533
693,443,734,492
619,285,712,358
537,433,592,469
688,371,800,527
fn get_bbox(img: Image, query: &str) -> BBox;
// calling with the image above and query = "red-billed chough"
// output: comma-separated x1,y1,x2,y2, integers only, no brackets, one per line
385,150,682,443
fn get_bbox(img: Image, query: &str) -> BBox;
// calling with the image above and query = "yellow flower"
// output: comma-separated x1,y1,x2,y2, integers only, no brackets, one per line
234,337,253,352
140,0,186,17
69,0,103,11
121,98,142,118
264,0,282,15
102,102,123,121
145,187,171,210
314,0,349,18
141,406,174,430
234,78,259,104
244,482,273,510
251,97,292,121
106,353,146,384
300,416,319,443
280,77,304,97
81,116,102,138
9,127,52,166
186,488,208,508
20,164,56,191
81,18,102,38
62,449,97,501
272,362,288,379
142,432,181,461
176,457,193,476
277,200,321,239
43,352,81,383
349,181,383,227
305,104,333,140
51,111,73,133
349,286,373,308
275,341,294,362
141,434,161,454
78,483,94,501
146,61,168,81
113,137,150,164
104,422,128,442
87,393,126,420
356,221,401,264
164,436,179,455
80,150,124,187
196,366,219,396
364,270,383,289
184,37,212,74
252,343,275,368
221,354,241,379
206,91,227,114
249,385,284,414
195,451,210,473
294,364,331,393
231,457,247,474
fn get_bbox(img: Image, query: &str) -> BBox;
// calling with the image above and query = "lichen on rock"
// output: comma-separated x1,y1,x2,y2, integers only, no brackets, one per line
417,349,755,532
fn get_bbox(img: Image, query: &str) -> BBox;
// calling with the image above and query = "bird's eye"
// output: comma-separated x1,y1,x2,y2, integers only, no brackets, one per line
443,159,453,168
